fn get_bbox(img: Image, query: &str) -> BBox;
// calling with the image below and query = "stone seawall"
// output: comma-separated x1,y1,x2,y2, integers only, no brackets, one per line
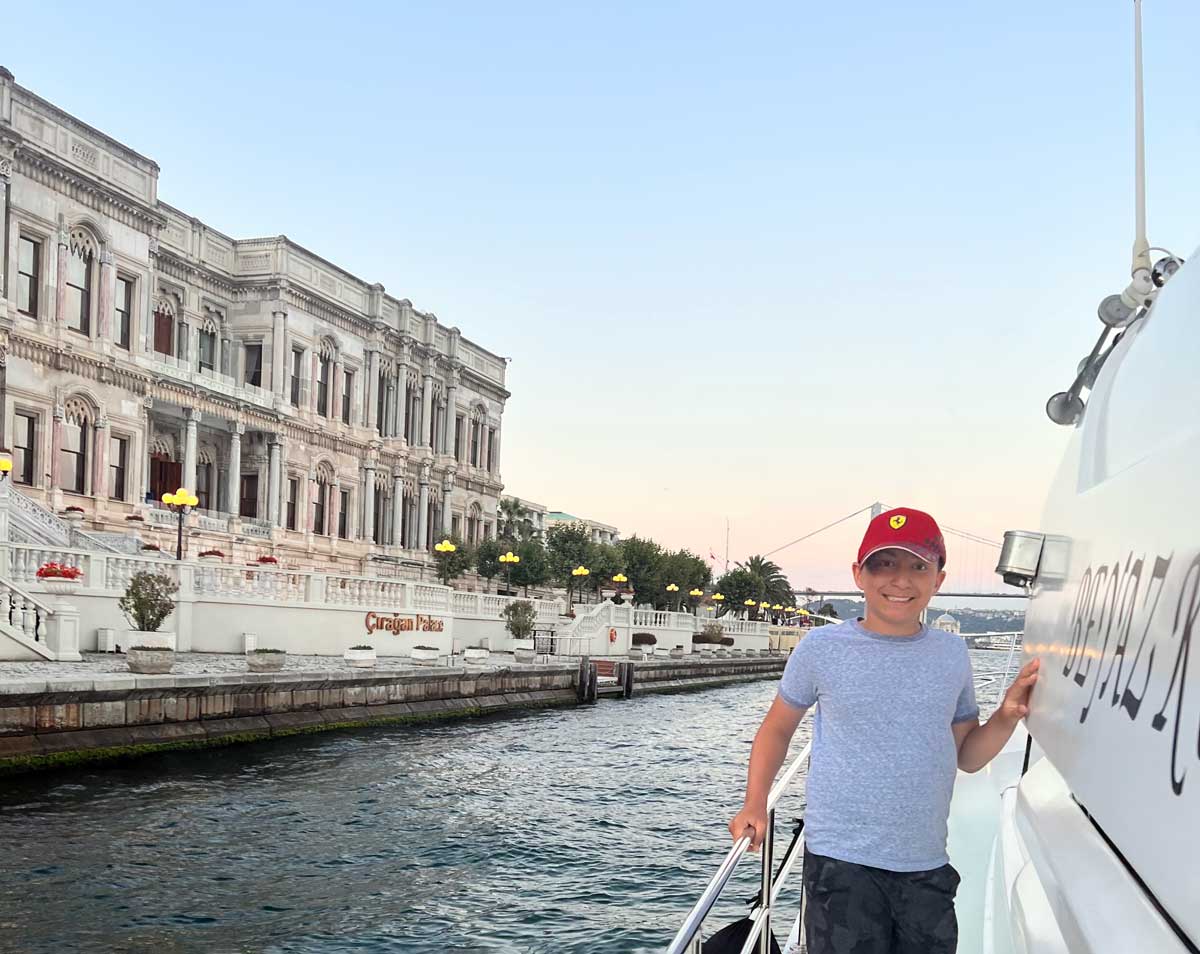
0,657,786,774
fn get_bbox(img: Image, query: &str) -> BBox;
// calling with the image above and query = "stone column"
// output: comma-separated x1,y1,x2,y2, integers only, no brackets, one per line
366,350,379,430
397,374,409,443
54,226,68,326
417,469,430,550
330,357,341,420
309,351,320,414
383,380,394,437
391,472,403,547
329,480,341,538
271,308,288,399
182,409,199,493
421,374,434,447
226,424,242,515
441,472,454,534
479,425,490,473
48,405,64,491
267,435,281,526
362,465,376,543
490,426,501,474
220,334,233,376
138,398,154,504
92,417,110,500
444,378,459,455
97,249,114,341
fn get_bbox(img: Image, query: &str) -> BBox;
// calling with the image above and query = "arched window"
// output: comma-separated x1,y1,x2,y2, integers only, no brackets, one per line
313,461,336,535
65,243,93,335
153,298,175,357
60,398,96,496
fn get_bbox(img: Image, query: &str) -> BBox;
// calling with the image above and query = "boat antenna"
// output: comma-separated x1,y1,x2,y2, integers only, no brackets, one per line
1047,0,1182,426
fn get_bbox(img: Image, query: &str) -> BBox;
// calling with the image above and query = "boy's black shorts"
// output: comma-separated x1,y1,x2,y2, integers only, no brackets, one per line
802,850,960,954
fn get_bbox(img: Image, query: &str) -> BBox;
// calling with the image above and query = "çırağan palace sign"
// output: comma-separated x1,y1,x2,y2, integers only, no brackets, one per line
364,613,446,635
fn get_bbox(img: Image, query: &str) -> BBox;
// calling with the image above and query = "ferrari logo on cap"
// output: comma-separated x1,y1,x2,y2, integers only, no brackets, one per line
889,515,907,530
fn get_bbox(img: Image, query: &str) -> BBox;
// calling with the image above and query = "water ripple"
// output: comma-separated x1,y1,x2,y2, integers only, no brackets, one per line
0,654,1004,953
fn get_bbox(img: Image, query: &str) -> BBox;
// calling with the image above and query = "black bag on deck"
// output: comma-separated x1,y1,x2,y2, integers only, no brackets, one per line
700,818,802,954
701,917,782,954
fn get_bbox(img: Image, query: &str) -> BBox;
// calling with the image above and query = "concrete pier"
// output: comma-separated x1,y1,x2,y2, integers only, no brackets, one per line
0,656,786,774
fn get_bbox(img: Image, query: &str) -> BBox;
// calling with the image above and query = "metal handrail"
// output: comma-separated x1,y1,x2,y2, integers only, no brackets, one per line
665,719,813,954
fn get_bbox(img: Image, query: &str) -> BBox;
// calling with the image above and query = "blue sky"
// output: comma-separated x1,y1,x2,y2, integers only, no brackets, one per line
7,1,1199,589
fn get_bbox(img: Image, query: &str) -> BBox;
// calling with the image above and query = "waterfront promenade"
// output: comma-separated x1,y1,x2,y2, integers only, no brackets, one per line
0,651,788,774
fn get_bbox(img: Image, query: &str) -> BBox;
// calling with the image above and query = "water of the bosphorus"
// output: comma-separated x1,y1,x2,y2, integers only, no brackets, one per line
0,651,1010,954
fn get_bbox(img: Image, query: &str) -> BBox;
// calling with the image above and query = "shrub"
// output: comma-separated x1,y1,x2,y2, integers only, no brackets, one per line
502,600,537,640
141,543,161,552
253,648,285,654
124,514,146,522
36,562,83,581
349,644,374,651
631,632,657,647
63,506,85,514
256,555,278,565
413,645,439,651
720,636,735,647
693,623,727,645
129,645,171,652
199,549,225,558
118,571,178,633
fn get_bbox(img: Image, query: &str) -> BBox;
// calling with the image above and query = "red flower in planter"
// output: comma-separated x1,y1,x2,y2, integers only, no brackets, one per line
36,562,84,581
256,555,278,565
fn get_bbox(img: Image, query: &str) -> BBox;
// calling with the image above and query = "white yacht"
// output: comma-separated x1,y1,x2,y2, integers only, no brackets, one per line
666,2,1198,951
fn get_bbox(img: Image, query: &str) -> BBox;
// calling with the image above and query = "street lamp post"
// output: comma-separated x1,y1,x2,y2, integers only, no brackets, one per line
744,597,757,619
689,588,704,615
772,603,784,625
434,538,457,587
570,565,590,610
499,550,520,595
712,592,725,617
161,488,199,561
665,582,679,611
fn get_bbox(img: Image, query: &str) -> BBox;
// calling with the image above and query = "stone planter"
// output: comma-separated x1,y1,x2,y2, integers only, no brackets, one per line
463,648,489,664
126,630,176,651
344,648,377,668
512,638,536,664
199,555,223,565
411,646,441,666
127,647,174,674
654,647,671,658
669,647,685,659
696,643,715,655
247,652,286,672
61,511,85,526
627,649,645,661
713,649,729,658
730,648,744,657
38,578,82,599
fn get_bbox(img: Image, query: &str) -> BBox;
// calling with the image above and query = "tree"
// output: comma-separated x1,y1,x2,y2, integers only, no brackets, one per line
475,538,504,592
716,567,760,617
434,534,474,587
502,599,538,640
817,602,839,620
586,542,623,600
661,549,712,602
510,538,550,596
618,535,665,608
546,522,593,603
739,554,794,609
497,498,536,544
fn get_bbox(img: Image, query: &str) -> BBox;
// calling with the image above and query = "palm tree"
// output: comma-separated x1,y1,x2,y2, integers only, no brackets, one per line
738,554,793,609
497,498,535,543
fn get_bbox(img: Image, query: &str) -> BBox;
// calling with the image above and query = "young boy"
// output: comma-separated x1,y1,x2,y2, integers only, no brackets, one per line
729,507,1039,954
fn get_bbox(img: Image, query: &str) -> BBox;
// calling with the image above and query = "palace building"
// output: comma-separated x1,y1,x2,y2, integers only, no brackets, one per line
0,67,508,572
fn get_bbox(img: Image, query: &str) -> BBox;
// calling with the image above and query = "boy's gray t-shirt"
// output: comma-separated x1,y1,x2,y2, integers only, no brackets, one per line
778,618,979,872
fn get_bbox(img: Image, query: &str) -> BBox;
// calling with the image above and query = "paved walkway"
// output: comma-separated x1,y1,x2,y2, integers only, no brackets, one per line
0,650,517,684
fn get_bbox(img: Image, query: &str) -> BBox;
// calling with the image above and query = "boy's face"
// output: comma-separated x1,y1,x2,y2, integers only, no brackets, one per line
851,548,945,629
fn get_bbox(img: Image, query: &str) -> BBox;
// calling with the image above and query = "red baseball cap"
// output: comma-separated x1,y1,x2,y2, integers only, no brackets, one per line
857,507,946,567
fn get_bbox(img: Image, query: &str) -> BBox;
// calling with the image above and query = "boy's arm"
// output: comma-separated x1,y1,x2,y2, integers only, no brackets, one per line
954,658,1040,773
729,695,808,850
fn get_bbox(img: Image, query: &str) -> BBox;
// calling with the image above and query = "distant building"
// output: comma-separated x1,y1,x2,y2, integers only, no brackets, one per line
931,612,961,635
545,511,619,545
499,495,548,538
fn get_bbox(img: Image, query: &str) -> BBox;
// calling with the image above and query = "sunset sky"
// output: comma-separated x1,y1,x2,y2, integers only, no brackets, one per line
9,0,1199,590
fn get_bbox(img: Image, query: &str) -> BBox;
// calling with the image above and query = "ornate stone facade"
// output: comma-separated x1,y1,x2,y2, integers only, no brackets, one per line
0,67,506,571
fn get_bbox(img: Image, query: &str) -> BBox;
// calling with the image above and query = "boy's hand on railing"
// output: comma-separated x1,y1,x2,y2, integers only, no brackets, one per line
729,802,769,852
